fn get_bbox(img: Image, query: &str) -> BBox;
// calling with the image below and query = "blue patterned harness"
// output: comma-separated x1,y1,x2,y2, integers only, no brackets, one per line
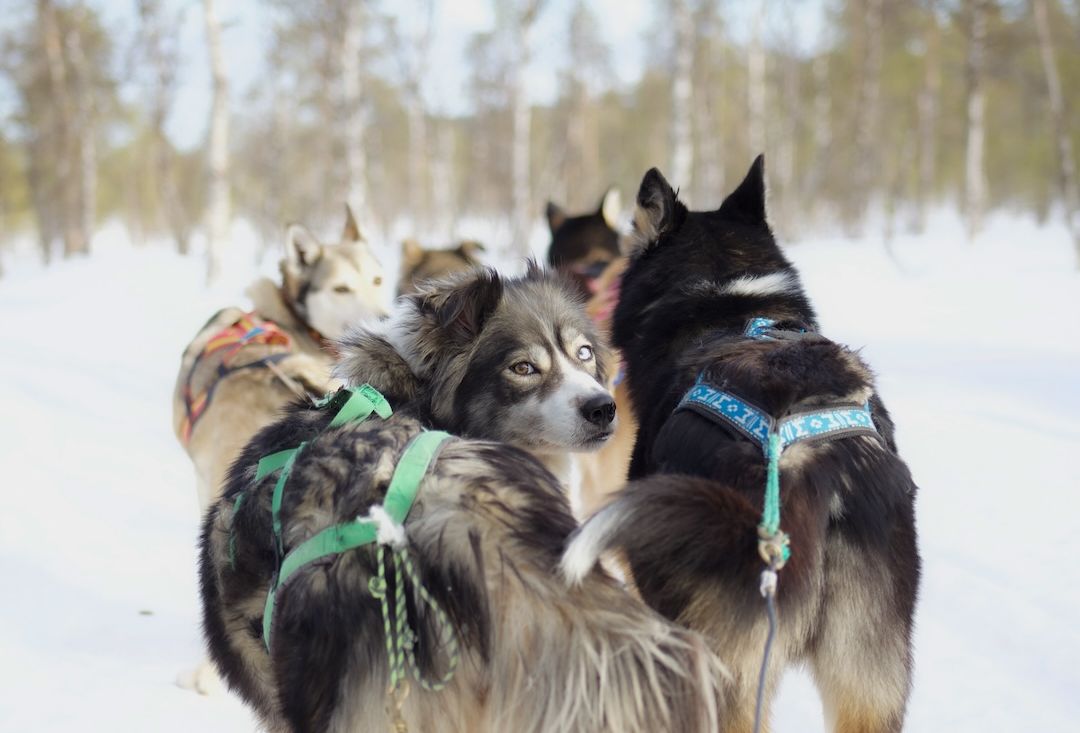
678,316,880,455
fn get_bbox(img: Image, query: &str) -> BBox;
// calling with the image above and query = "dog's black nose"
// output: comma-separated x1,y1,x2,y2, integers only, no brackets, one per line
580,395,616,429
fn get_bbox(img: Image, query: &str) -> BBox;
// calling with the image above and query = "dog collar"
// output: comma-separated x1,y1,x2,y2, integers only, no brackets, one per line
677,380,879,456
744,316,812,340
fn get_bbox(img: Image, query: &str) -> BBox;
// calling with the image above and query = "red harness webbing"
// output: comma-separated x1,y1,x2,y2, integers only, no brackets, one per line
180,313,293,444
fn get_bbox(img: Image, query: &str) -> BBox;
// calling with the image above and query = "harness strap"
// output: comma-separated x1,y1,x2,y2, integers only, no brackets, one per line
261,430,453,649
255,384,395,559
180,312,294,444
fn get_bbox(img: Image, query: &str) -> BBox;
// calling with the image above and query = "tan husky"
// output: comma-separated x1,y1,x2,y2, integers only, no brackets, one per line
173,206,387,693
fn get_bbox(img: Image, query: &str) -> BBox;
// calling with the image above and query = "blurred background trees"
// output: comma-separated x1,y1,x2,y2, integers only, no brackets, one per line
0,0,1077,277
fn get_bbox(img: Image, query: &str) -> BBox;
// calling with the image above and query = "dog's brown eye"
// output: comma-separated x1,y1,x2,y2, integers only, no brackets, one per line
577,345,594,362
333,285,353,294
373,276,383,286
510,362,538,376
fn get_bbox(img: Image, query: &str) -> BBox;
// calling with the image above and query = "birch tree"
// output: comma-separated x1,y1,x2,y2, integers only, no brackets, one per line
747,0,767,156
915,0,942,233
1032,0,1080,266
507,0,545,258
692,0,723,203
340,1,368,224
136,0,190,254
38,0,84,257
669,0,693,190
964,0,988,243
562,0,608,209
390,0,435,230
851,0,883,228
203,0,230,282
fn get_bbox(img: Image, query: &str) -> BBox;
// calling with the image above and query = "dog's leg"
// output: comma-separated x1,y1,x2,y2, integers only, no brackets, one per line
177,471,223,696
810,537,914,733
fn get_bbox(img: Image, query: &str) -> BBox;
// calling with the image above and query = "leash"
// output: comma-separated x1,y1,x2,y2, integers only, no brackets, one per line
675,317,880,733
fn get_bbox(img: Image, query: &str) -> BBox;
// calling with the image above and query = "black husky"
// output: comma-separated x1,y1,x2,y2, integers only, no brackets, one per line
563,157,921,733
546,188,622,296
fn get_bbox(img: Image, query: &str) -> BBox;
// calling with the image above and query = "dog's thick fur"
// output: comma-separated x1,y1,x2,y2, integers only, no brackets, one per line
563,158,921,733
174,207,387,693
546,191,638,516
398,238,485,295
200,268,725,732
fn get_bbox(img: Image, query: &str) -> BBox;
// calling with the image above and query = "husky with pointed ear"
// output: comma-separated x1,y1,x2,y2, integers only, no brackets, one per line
199,265,727,732
397,238,485,296
563,158,921,733
173,205,388,694
546,187,623,296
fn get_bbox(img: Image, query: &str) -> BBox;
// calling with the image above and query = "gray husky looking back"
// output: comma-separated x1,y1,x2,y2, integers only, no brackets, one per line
199,267,727,732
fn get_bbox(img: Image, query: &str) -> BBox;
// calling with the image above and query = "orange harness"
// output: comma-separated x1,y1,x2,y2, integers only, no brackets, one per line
179,313,293,444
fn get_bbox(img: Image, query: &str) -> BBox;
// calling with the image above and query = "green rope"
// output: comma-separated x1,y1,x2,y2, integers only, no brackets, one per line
761,434,782,537
758,433,791,565
369,544,460,693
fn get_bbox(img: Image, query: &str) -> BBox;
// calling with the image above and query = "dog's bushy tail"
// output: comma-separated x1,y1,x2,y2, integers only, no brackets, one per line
561,475,762,594
489,573,727,733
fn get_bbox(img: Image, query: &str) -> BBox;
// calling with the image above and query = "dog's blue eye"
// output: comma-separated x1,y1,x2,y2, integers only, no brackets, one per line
511,362,538,376
577,345,594,362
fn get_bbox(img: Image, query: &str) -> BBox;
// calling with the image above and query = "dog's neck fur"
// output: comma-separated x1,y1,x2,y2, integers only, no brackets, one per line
247,277,323,353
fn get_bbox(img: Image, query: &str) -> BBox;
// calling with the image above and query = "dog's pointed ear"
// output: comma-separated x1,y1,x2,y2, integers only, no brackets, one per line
401,238,425,267
598,187,622,230
630,168,678,254
717,154,767,225
428,268,503,343
342,204,366,243
285,224,322,268
546,201,567,233
457,240,485,261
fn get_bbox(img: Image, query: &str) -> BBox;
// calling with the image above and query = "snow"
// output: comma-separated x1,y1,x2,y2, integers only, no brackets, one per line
1,212,1078,732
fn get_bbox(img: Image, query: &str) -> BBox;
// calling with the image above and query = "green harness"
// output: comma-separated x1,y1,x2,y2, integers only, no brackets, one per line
226,383,459,696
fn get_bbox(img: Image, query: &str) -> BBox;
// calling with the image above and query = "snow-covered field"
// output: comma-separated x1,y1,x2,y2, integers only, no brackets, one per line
1,213,1077,731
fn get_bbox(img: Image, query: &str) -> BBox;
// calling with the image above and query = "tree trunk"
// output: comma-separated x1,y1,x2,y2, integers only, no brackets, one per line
747,0,767,156
509,1,544,258
1032,0,1080,267
964,0,988,243
405,91,428,231
341,2,368,224
670,0,693,189
851,0,883,230
139,0,189,254
38,0,85,258
805,52,832,219
66,11,96,255
431,119,455,233
203,0,230,283
915,1,941,233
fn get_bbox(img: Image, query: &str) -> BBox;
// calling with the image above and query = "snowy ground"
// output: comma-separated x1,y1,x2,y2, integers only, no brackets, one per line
1,213,1077,731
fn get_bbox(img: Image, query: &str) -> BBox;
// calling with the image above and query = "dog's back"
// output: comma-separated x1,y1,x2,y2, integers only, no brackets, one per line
203,406,726,733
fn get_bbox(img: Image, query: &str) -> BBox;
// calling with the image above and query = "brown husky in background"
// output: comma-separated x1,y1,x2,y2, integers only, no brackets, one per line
397,237,485,295
173,206,387,693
